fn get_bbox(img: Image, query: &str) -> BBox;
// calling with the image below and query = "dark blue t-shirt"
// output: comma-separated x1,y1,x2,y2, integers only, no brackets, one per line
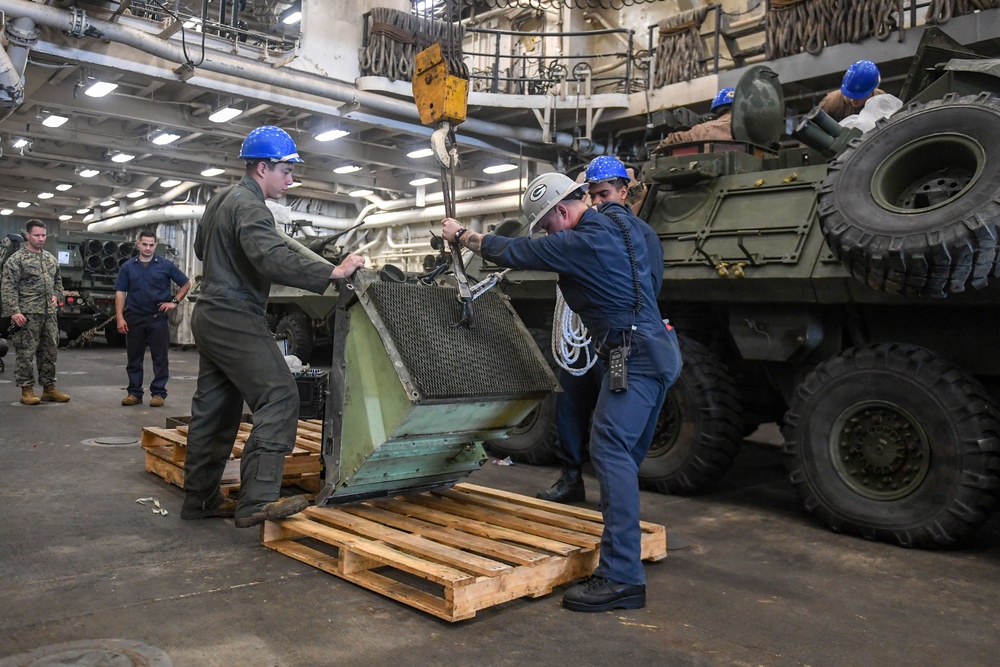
114,255,189,316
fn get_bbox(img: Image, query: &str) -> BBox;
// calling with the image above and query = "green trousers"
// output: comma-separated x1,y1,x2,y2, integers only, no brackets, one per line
182,298,300,519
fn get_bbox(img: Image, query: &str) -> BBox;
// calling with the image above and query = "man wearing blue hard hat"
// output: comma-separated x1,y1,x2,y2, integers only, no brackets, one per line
656,87,735,150
181,126,365,528
819,60,886,121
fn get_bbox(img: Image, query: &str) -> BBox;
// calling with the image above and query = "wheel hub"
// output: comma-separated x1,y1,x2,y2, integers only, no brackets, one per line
831,402,931,501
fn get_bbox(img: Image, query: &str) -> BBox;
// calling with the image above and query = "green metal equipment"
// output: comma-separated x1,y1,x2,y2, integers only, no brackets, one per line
315,269,559,506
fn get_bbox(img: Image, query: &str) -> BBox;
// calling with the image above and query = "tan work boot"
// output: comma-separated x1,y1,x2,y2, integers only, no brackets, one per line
149,396,165,408
20,386,40,405
41,385,71,402
121,394,142,406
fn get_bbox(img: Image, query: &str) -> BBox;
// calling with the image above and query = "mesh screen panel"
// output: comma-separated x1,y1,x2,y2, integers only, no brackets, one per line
363,282,554,400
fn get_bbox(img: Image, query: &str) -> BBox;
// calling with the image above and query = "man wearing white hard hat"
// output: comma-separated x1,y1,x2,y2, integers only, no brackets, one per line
442,172,682,613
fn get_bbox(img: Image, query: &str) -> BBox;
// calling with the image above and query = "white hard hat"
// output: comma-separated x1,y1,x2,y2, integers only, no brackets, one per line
523,172,588,233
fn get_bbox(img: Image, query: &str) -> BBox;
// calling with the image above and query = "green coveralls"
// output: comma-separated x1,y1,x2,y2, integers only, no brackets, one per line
182,175,334,519
0,246,64,388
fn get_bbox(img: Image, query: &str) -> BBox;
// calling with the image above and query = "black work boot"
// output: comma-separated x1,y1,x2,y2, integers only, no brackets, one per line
537,466,585,503
234,495,309,528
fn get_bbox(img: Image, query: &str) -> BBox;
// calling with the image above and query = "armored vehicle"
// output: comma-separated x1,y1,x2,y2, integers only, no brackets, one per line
480,29,1000,548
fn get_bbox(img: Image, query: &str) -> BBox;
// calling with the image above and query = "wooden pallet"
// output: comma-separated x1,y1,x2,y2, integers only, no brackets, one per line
142,419,324,495
262,482,667,622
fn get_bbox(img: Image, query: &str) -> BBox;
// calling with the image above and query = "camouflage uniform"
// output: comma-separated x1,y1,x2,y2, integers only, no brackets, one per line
0,246,64,387
818,88,886,122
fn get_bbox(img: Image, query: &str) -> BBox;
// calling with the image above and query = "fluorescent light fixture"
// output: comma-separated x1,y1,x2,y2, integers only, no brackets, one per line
152,132,180,146
183,17,201,29
348,189,374,197
1,208,13,215
289,181,302,188
79,168,100,178
407,148,434,159
111,152,136,163
55,183,73,191
209,106,242,123
201,167,225,177
17,201,31,208
12,138,28,149
160,179,181,187
483,163,518,174
334,164,362,174
409,177,437,186
59,214,73,221
37,192,54,200
101,199,116,207
282,10,302,24
127,190,145,198
76,208,90,214
315,129,349,142
85,81,118,98
43,114,69,128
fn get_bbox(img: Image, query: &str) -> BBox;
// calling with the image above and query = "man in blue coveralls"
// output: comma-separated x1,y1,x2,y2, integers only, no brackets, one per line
538,156,666,504
115,230,191,407
442,172,682,612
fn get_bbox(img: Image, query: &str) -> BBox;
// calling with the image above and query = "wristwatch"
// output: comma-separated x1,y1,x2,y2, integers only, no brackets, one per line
170,297,179,304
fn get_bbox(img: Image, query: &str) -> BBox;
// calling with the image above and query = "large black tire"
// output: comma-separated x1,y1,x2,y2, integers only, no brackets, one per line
276,312,314,361
818,93,1000,298
782,343,1000,548
639,336,744,495
483,392,560,465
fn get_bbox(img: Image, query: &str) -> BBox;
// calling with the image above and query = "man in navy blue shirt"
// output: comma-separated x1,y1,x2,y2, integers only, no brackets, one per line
114,230,191,407
442,172,682,613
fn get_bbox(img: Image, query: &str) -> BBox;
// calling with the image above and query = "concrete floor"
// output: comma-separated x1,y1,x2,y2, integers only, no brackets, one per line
1,345,999,666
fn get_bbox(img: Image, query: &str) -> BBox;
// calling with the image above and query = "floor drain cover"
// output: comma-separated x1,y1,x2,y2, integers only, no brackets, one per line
83,436,141,447
0,639,171,667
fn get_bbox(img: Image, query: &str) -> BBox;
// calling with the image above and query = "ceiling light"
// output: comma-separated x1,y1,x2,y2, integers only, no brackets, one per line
43,114,69,128
59,214,73,221
315,129,349,142
17,201,31,208
410,177,437,186
483,163,518,174
85,81,118,98
152,132,181,146
334,164,362,174
348,189,374,197
1,208,13,215
183,17,202,30
407,148,434,159
79,168,100,178
110,152,136,163
160,179,181,187
127,190,145,198
55,183,74,191
37,192,54,200
209,106,242,123
101,199,116,207
201,167,225,177
280,3,302,24
289,181,302,188
12,138,28,149
76,208,90,214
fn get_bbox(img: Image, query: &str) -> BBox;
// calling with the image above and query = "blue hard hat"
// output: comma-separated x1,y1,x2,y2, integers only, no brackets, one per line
841,60,880,100
239,126,304,163
584,155,629,184
710,87,735,112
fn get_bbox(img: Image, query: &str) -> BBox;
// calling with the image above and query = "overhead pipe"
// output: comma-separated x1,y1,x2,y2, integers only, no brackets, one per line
0,14,38,121
361,194,522,228
87,203,205,233
365,178,527,212
85,182,200,223
0,0,597,153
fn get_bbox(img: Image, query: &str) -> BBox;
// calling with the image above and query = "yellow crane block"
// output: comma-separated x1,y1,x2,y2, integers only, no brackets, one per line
412,43,468,127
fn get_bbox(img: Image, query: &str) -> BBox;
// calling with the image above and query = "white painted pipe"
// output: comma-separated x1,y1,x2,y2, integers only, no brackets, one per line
362,194,522,228
88,204,205,233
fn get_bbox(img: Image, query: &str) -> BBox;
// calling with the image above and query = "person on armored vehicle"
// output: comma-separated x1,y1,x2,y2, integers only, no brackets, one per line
819,59,886,122
442,171,681,612
654,87,735,150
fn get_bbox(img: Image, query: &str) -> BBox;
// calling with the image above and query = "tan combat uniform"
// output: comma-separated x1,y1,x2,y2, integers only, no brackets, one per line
656,110,733,150
1,245,64,388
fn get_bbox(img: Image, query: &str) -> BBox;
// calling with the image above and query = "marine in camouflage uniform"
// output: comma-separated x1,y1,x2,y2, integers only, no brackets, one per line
0,220,70,404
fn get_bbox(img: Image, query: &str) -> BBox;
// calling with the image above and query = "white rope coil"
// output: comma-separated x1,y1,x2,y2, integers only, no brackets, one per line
551,286,598,377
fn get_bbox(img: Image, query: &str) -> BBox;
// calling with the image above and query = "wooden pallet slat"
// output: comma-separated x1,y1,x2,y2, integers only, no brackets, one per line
262,482,668,622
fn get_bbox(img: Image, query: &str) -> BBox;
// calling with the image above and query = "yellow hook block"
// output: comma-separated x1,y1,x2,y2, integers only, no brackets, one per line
412,43,469,127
